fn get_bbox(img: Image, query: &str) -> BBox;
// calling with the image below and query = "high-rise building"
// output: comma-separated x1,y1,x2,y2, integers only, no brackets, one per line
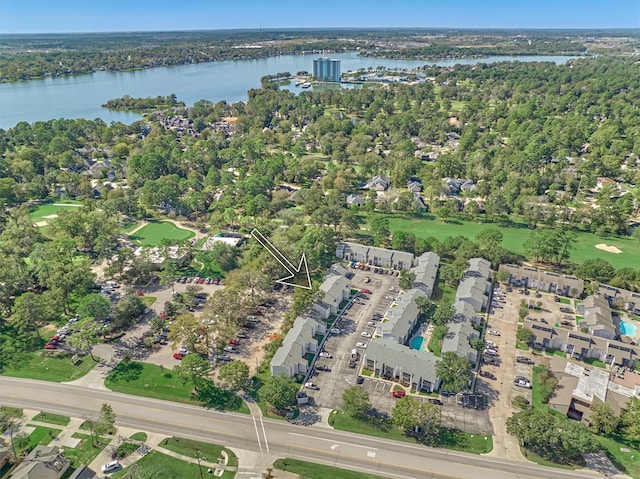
313,58,341,82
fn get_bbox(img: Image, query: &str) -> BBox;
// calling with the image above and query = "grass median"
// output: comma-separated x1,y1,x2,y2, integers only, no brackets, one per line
273,458,387,479
159,437,238,468
1,352,97,382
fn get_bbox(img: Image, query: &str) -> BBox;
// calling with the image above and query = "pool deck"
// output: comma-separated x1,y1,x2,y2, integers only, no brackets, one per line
410,323,435,352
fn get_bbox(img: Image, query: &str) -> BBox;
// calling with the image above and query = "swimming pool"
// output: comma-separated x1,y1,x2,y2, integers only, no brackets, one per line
411,336,426,351
619,321,637,337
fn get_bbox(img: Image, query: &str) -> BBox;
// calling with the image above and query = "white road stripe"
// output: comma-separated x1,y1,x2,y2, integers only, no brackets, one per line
288,432,378,450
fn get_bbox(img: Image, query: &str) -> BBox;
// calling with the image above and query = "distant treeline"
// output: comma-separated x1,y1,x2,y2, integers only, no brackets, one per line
102,94,185,112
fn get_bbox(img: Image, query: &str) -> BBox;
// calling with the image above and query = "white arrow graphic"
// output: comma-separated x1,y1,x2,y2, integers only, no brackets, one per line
251,228,312,290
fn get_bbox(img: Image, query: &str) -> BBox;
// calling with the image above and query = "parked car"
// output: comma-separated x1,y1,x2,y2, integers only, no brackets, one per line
330,328,342,335
361,289,372,294
316,365,331,372
360,331,372,338
304,382,319,390
356,342,367,349
427,398,444,405
101,460,120,473
488,329,500,336
44,343,56,350
367,321,376,327
236,332,248,339
356,376,364,384
178,346,189,354
213,278,220,285
246,316,259,322
516,356,534,365
136,291,144,296
217,353,232,362
319,351,332,359
173,353,185,360
224,346,239,353
514,377,532,389
228,339,240,345
484,348,498,356
480,371,496,380
391,390,406,398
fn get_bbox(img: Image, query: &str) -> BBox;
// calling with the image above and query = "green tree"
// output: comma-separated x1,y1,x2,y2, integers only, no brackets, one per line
168,313,202,354
415,296,436,317
68,318,103,361
149,315,165,335
470,338,485,351
174,353,211,392
342,386,371,419
112,293,146,330
159,258,178,294
589,402,618,435
76,293,111,323
96,403,116,437
432,302,455,326
516,327,534,345
218,360,250,392
576,258,617,283
392,396,441,440
398,270,416,291
620,397,640,442
258,374,298,412
10,292,51,340
435,352,471,393
370,215,390,247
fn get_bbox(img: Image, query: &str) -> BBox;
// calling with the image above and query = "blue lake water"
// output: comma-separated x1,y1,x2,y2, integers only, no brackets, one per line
0,52,579,129
619,321,637,337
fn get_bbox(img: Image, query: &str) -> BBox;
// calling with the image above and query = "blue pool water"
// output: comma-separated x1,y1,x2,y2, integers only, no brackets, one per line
411,336,425,351
619,321,637,337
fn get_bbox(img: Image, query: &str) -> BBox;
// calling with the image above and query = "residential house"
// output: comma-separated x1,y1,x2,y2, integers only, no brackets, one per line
441,316,478,365
498,264,584,297
380,289,426,344
410,252,440,297
365,176,390,192
446,132,460,150
68,466,99,479
407,178,423,194
597,283,640,315
363,339,441,392
311,274,351,319
9,445,69,479
413,195,428,211
455,258,492,312
336,242,415,270
327,263,351,279
577,295,616,340
443,178,476,196
270,316,325,377
346,194,365,207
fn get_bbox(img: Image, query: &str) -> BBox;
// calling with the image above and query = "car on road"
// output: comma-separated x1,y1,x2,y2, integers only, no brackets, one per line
391,390,406,398
479,371,496,380
360,332,372,338
223,346,239,353
488,329,500,336
516,356,534,365
319,351,332,358
173,353,185,360
101,460,120,473
356,376,364,384
356,342,367,348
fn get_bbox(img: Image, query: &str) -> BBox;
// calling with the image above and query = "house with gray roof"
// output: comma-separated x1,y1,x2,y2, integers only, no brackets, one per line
381,288,426,344
578,295,616,340
410,252,440,296
270,316,325,377
346,194,365,207
455,258,492,312
312,274,350,319
9,445,69,479
442,317,478,365
363,339,441,392
327,263,351,279
499,264,584,297
336,242,415,270
365,175,390,192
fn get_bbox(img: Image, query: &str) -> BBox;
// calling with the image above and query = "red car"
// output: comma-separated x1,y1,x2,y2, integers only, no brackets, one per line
51,335,60,341
228,339,240,345
391,391,406,398
173,353,185,360
136,291,144,296
44,343,56,350
361,289,372,295
252,310,263,316
159,312,168,320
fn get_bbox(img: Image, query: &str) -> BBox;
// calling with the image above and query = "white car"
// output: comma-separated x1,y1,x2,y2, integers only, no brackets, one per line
356,342,367,348
360,332,372,338
485,340,496,347
488,329,500,336
101,460,120,473
367,321,376,327
319,351,332,358
178,346,189,354
484,348,498,356
304,382,319,390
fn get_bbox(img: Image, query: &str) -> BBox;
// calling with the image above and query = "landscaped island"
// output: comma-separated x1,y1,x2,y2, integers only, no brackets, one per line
102,94,185,112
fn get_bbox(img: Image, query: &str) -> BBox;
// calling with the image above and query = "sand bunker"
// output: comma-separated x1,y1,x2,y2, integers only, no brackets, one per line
43,214,58,219
595,244,622,254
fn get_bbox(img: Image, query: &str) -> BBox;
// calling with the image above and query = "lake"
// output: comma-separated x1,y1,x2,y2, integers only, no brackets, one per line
0,52,578,129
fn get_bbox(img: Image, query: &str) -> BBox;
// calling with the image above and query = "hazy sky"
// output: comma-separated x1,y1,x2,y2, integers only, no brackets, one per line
0,0,638,33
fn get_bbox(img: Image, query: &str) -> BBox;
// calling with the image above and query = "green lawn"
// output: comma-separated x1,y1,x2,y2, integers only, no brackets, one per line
1,352,97,382
120,220,142,234
112,450,234,479
29,202,82,225
62,433,111,469
597,434,640,479
105,361,248,413
531,365,549,411
24,425,62,452
427,334,442,356
520,447,582,470
140,296,156,307
159,437,238,468
129,221,195,247
377,214,640,269
130,432,148,441
31,412,70,426
273,458,386,479
328,410,492,454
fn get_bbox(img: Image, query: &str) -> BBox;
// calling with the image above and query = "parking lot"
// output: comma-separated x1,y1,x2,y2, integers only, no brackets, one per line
303,268,400,409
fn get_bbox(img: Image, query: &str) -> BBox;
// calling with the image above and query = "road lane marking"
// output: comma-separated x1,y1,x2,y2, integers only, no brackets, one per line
252,415,263,454
259,416,270,455
288,432,377,450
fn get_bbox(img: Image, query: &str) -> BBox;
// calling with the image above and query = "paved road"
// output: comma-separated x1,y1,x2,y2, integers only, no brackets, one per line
0,377,607,479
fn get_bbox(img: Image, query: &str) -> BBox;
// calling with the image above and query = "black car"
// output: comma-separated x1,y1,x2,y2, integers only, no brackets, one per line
479,371,497,380
356,376,364,384
426,398,443,406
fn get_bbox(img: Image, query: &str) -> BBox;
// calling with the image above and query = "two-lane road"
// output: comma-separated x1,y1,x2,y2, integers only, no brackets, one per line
0,377,605,479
